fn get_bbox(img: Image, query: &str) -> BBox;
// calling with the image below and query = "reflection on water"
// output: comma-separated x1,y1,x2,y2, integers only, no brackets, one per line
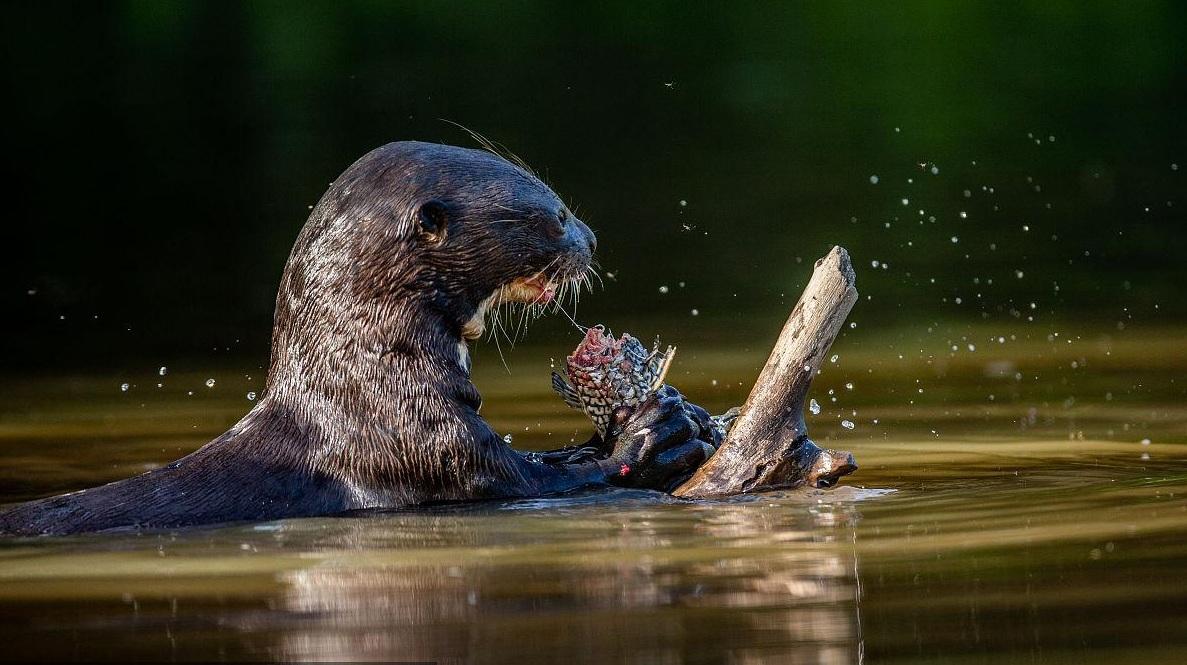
1,330,1186,663
270,495,871,664
0,490,877,664
4,449,1187,664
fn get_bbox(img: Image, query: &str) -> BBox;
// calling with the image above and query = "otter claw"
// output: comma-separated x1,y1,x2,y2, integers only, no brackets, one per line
563,446,602,463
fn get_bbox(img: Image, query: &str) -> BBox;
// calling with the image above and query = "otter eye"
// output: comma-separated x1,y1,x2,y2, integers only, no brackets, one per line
417,199,450,241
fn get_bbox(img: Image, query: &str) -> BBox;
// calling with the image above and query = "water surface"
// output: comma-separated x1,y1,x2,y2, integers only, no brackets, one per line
1,328,1185,663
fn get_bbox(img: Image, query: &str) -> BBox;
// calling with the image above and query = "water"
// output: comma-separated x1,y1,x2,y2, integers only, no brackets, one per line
3,3,1182,660
1,328,1185,663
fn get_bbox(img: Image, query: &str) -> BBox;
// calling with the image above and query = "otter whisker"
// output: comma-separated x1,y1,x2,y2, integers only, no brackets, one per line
585,264,604,290
513,303,531,342
555,278,570,307
484,285,506,341
486,291,512,373
508,304,527,345
491,288,521,351
553,295,586,334
547,275,589,335
441,120,540,179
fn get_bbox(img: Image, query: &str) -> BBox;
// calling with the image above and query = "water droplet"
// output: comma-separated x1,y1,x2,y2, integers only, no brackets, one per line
120,383,130,392
1140,438,1151,446
690,308,699,316
871,260,881,268
959,211,968,219
901,198,909,206
204,378,216,388
809,399,821,415
246,391,257,401
830,354,839,363
869,175,879,184
658,285,669,294
158,366,168,376
503,434,513,444
845,382,854,390
679,199,688,207
950,236,959,243
841,420,855,430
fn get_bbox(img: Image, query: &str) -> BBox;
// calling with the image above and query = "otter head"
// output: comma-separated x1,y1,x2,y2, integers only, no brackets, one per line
270,141,596,379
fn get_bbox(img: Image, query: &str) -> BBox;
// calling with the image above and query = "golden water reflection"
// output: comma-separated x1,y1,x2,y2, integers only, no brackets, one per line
265,497,868,664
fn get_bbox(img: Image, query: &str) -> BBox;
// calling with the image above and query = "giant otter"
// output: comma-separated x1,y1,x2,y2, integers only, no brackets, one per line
1,142,718,536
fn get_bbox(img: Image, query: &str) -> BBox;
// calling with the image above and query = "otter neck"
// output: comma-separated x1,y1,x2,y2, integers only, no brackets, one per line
264,295,476,416
245,293,495,500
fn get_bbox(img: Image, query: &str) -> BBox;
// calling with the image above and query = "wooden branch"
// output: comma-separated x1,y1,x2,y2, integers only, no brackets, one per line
673,246,860,498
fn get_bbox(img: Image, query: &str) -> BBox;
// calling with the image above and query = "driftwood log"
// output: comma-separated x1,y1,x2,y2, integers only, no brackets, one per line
674,245,859,498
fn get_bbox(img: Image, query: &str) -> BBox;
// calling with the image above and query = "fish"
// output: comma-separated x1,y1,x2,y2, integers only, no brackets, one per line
551,325,675,438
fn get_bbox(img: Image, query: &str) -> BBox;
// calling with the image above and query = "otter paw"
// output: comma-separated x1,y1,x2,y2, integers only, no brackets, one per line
608,391,707,490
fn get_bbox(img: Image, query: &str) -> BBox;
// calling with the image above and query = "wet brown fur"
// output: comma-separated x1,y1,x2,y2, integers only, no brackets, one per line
1,142,614,535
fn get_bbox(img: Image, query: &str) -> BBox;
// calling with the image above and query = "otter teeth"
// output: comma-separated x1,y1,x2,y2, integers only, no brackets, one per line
523,273,555,303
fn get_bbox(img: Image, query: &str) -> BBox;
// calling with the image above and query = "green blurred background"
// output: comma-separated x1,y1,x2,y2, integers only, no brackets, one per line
3,1,1184,368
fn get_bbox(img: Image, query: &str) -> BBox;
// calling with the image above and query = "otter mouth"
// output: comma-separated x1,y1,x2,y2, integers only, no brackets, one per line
500,271,559,305
462,263,596,342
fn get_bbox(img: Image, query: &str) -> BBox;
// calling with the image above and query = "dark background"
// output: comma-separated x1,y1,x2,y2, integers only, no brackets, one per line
3,1,1184,368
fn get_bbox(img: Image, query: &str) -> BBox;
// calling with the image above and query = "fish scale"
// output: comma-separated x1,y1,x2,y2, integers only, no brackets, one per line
551,325,675,437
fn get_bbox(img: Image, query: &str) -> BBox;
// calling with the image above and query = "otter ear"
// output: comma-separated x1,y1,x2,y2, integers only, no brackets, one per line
416,199,450,243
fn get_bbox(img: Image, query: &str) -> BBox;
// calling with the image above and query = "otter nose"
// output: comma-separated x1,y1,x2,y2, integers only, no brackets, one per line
572,217,597,254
